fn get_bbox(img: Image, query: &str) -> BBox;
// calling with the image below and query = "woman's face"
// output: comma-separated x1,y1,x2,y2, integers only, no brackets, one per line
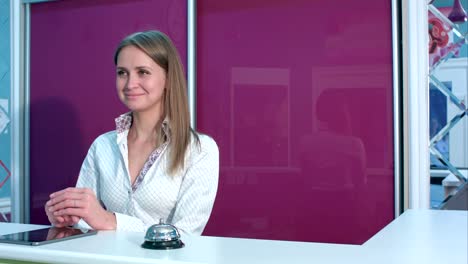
116,45,166,113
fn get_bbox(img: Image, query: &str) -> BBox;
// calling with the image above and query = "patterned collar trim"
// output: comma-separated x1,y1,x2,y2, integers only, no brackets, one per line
115,112,170,143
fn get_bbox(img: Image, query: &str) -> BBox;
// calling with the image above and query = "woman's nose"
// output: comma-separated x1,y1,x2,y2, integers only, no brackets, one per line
126,73,139,88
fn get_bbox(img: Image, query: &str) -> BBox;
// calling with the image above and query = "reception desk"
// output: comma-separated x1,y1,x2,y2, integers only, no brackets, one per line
0,209,466,264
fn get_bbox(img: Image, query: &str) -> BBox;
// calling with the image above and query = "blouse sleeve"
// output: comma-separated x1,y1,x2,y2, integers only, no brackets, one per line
74,140,99,230
170,136,220,235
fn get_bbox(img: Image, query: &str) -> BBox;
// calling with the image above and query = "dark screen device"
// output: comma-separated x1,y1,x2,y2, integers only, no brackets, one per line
0,227,97,246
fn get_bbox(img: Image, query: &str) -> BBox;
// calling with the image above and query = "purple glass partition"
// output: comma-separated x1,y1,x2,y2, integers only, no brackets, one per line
30,0,395,244
198,0,395,244
29,0,187,225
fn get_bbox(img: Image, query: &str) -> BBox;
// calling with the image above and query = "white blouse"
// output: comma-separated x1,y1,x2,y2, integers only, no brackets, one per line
75,114,219,235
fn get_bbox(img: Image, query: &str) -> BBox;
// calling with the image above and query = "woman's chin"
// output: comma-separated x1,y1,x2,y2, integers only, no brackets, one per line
124,103,145,112
124,103,160,113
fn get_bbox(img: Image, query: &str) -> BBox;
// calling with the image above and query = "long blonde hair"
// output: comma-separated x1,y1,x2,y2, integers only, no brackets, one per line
114,30,198,174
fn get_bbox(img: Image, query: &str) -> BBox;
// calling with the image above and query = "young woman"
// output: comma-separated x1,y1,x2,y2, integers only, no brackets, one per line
45,30,219,235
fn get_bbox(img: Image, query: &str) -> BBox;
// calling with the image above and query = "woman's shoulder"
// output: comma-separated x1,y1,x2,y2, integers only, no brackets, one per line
90,130,118,149
190,133,218,154
184,133,219,170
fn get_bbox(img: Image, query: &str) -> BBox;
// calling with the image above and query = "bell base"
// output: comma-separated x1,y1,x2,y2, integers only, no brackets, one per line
141,240,185,250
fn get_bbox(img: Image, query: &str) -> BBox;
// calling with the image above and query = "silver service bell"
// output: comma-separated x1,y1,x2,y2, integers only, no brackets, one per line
141,219,185,250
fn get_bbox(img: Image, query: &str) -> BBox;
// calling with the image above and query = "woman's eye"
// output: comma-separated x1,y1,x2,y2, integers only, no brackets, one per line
138,70,150,75
117,70,127,76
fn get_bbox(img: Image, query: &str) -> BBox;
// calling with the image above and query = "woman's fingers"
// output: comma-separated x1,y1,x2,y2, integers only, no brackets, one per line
48,198,81,214
54,207,86,219
71,215,80,224
61,215,80,226
62,215,75,225
47,214,69,228
47,189,95,213
45,203,64,224
50,214,79,227
46,187,99,228
50,187,90,198
45,192,83,227
47,191,85,207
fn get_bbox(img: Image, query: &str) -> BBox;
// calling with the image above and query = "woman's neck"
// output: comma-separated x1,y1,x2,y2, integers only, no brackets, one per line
129,110,163,142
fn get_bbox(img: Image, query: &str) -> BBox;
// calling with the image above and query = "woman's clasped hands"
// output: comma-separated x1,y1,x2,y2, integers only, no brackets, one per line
45,187,116,230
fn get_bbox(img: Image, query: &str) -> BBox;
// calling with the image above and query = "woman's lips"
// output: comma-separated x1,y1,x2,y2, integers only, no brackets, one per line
125,93,144,99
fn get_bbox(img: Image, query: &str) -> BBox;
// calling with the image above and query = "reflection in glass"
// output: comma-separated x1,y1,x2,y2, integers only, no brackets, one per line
448,0,468,24
430,82,450,168
0,0,11,223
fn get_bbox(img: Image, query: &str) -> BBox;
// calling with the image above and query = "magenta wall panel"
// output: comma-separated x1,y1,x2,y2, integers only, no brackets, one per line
29,0,187,225
30,0,395,244
197,0,395,244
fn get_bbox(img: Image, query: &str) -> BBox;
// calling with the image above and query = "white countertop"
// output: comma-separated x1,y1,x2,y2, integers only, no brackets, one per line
363,209,467,264
0,209,466,264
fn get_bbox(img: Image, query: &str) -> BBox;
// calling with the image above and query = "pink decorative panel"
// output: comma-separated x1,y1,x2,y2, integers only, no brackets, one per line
29,0,187,225
198,0,395,244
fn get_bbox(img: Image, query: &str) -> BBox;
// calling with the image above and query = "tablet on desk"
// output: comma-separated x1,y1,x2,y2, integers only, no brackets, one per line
0,227,97,246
